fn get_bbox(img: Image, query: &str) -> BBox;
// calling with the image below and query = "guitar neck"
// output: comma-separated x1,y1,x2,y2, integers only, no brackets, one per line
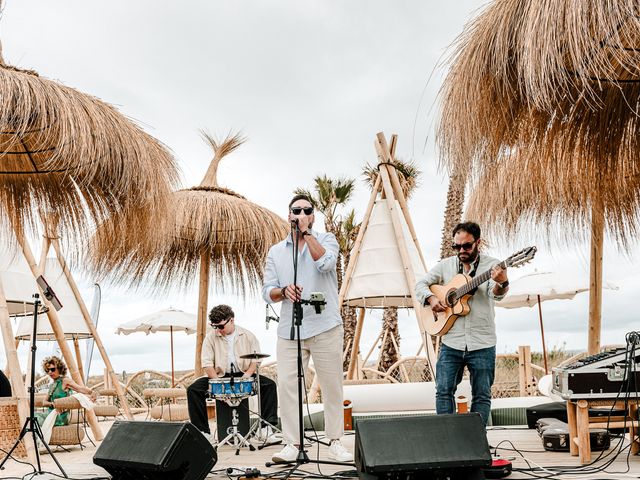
457,260,506,296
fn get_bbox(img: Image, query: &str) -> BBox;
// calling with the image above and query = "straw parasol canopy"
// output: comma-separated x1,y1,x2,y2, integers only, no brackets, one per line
436,0,640,353
0,52,178,244
91,131,289,374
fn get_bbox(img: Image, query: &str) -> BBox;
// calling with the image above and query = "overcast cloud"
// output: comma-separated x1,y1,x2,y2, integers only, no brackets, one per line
1,1,638,375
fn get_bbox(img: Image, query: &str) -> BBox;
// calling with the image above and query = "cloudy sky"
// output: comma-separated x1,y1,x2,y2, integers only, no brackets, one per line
1,1,637,377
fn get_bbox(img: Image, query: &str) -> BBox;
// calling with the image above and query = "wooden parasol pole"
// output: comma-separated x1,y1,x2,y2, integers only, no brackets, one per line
536,295,549,374
195,249,210,377
50,237,133,420
170,326,175,387
16,233,103,440
588,197,604,355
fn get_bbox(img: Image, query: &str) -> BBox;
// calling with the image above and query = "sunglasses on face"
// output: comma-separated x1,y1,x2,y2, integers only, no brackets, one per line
212,318,231,330
47,367,57,373
290,207,314,215
451,241,476,251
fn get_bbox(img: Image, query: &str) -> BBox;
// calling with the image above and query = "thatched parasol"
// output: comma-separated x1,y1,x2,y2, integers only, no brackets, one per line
437,0,640,354
0,56,178,243
91,132,289,375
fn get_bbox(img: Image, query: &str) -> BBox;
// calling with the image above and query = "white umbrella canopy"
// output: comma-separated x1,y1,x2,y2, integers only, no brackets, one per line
496,270,619,373
116,308,197,335
0,251,37,317
116,308,197,386
496,271,618,309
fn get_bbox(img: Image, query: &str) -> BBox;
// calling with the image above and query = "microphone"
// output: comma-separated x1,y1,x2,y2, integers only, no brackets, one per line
265,304,270,330
229,364,236,389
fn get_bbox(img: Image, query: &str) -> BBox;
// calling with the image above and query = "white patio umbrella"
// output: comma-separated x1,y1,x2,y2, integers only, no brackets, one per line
496,271,619,373
116,308,197,386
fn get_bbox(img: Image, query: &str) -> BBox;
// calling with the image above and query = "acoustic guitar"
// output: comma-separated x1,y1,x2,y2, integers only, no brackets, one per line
423,246,537,337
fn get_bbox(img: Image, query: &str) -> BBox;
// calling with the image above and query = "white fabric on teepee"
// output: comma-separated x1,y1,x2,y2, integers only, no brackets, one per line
15,258,92,340
0,250,38,317
343,199,425,308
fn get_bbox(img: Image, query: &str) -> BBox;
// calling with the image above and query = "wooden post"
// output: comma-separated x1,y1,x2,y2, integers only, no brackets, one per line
536,295,549,374
50,238,133,420
170,326,175,387
346,308,366,380
588,199,604,355
16,233,103,440
72,336,84,380
518,345,532,396
195,249,210,377
0,281,36,462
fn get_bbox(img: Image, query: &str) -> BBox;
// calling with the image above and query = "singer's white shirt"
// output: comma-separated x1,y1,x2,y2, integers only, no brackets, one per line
262,229,342,340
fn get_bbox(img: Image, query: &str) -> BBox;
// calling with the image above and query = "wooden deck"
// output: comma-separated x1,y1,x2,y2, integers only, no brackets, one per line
0,420,638,479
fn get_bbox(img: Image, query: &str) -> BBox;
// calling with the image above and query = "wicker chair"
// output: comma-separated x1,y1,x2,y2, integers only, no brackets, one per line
93,389,121,421
143,388,189,421
49,396,93,450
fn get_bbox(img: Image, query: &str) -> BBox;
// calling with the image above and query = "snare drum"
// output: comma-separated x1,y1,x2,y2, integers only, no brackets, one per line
209,377,255,398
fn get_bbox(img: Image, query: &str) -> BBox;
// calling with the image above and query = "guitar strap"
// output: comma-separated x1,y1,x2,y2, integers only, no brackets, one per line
458,255,480,295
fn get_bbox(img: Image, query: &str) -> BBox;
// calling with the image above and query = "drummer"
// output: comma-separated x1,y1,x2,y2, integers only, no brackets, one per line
187,304,280,446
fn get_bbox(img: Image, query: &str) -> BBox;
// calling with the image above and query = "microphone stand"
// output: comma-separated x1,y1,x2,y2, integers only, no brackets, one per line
0,294,68,477
267,222,350,478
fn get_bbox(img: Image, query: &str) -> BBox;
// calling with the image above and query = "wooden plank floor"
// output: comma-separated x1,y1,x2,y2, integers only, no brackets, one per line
0,422,637,479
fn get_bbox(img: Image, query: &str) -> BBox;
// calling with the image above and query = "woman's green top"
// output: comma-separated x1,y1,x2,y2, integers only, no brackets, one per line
36,377,71,427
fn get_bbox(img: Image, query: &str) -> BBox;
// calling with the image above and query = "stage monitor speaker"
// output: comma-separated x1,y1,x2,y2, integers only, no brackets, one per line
93,421,216,480
355,413,491,479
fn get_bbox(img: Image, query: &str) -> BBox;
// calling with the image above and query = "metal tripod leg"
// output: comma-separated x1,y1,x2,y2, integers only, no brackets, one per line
216,404,255,455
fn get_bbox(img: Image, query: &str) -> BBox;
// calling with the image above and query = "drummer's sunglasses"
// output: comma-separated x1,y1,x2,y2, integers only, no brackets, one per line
290,206,314,215
212,318,231,329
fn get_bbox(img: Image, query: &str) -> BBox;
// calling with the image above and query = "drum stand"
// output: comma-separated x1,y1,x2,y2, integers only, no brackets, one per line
244,364,282,450
217,396,256,455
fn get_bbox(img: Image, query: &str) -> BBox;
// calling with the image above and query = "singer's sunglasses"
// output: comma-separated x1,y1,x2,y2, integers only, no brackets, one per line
46,367,57,373
290,206,314,215
212,318,232,330
451,241,477,251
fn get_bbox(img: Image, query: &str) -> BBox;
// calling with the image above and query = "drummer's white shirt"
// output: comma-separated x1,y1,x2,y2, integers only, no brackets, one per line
225,330,238,374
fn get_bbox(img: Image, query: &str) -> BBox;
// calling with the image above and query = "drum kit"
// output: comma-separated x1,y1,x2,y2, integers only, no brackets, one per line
208,352,276,453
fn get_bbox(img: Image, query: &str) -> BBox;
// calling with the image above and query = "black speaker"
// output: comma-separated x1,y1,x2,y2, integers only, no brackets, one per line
93,421,216,480
355,413,491,479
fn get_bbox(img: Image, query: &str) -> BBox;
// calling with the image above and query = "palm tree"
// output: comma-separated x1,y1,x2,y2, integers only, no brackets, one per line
439,164,466,259
337,209,360,372
362,159,421,374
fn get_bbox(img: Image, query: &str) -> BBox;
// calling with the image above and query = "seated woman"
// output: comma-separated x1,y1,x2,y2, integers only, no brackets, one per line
35,356,97,427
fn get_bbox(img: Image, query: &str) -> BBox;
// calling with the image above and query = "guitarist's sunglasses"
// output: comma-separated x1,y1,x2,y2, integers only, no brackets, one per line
451,241,476,251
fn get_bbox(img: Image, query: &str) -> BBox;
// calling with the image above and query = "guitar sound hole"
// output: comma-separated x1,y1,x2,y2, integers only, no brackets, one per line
445,289,456,307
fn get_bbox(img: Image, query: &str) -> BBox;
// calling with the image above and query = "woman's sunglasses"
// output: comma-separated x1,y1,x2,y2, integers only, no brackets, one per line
212,318,231,330
290,207,314,215
47,367,57,373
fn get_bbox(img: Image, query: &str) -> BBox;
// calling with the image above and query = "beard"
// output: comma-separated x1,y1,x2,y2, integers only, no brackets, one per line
457,243,479,265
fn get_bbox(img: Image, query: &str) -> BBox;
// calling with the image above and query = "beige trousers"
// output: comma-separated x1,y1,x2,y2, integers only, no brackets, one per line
277,325,344,444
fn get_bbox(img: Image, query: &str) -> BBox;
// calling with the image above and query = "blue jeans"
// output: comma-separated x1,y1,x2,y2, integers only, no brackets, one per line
435,343,495,425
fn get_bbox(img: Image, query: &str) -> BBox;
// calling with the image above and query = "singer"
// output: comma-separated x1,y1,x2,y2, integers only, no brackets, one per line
187,304,280,445
262,194,353,463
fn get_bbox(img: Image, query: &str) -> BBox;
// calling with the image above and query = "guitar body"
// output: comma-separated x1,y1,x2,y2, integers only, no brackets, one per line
424,273,473,337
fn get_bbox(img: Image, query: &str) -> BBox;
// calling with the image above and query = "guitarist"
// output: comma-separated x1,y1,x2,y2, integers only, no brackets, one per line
415,222,509,425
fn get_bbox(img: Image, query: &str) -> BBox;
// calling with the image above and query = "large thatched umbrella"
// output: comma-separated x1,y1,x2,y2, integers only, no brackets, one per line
91,132,289,376
437,0,640,354
0,40,179,450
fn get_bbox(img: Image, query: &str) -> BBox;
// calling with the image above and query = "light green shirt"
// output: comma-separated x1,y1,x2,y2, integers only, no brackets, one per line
415,255,506,351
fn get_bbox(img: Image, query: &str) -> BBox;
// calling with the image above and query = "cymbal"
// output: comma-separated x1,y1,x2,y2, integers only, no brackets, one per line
239,352,271,360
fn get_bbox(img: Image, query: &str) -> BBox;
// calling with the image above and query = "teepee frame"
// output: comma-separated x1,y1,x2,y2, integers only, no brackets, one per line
339,132,437,380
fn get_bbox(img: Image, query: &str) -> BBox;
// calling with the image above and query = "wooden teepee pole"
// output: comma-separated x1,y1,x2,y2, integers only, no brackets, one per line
375,132,437,374
195,249,210,377
0,280,36,462
15,232,103,440
49,237,133,419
